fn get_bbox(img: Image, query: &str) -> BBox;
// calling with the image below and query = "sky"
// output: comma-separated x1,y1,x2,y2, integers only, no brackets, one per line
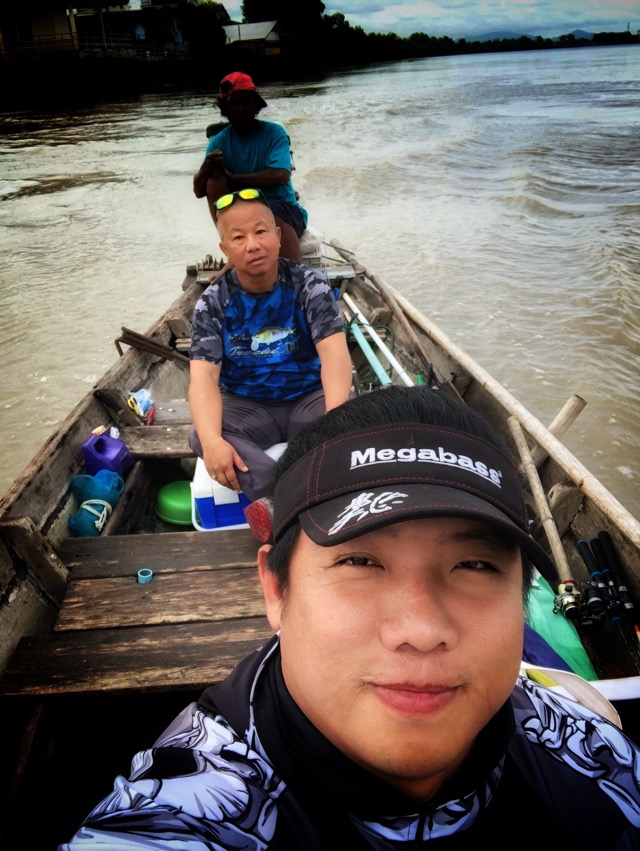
221,1,639,40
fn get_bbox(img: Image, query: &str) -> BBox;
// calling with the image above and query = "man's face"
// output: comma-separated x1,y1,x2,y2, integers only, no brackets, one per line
218,201,281,291
224,91,258,131
259,516,524,802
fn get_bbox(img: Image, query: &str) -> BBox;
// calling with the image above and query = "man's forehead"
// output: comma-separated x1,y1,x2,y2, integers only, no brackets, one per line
218,206,276,234
227,91,256,104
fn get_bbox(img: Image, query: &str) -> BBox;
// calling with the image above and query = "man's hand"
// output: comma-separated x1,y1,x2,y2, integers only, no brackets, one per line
194,150,226,198
205,150,225,174
202,436,248,492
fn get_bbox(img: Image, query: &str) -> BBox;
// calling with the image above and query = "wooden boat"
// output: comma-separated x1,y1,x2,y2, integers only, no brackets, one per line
1,238,640,845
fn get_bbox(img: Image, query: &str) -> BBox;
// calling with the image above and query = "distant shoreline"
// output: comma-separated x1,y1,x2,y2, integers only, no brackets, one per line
1,38,637,112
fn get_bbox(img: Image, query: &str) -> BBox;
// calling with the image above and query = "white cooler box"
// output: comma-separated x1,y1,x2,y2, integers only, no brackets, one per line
190,443,287,532
191,458,250,531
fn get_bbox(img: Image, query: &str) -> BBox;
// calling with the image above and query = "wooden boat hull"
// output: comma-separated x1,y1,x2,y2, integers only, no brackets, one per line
1,247,639,845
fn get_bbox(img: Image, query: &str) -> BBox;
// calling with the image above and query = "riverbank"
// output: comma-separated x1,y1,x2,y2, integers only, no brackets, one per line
0,52,337,111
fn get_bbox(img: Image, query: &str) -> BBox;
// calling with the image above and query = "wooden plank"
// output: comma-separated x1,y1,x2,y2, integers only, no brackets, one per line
1,618,274,696
101,460,148,535
0,517,69,603
93,388,142,428
117,424,194,458
55,567,264,631
152,399,192,425
166,316,192,338
59,529,260,578
115,327,190,364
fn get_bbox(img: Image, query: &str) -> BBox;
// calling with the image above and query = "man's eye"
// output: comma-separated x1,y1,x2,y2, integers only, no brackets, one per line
339,555,378,567
457,559,496,571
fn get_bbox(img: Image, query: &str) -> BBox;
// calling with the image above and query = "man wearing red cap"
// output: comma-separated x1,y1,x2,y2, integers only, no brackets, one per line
193,71,307,265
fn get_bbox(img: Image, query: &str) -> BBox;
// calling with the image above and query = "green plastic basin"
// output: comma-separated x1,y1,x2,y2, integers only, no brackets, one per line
155,480,193,526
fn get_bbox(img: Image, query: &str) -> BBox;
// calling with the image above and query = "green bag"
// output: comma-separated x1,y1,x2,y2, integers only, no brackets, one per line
526,571,598,681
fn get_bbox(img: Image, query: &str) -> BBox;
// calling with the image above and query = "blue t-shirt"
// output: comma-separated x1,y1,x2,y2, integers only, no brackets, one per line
206,121,308,226
190,259,343,401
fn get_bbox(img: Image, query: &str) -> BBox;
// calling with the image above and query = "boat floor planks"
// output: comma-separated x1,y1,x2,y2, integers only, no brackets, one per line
55,568,264,631
1,528,270,698
0,618,273,697
59,528,258,577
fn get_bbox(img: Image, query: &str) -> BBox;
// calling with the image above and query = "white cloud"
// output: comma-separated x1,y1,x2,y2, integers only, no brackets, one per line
217,1,638,39
320,0,640,38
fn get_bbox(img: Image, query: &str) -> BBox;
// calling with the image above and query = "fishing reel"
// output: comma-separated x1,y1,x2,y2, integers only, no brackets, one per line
553,578,609,627
553,580,581,621
578,579,610,620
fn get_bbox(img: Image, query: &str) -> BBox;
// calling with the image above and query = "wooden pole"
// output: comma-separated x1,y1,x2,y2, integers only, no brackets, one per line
530,394,587,468
508,415,570,580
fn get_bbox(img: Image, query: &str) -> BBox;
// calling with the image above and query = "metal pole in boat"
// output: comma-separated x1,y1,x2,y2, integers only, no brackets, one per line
342,292,414,387
347,320,393,386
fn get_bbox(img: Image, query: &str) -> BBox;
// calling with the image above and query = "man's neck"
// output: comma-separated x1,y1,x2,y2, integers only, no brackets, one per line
236,265,280,294
231,118,260,138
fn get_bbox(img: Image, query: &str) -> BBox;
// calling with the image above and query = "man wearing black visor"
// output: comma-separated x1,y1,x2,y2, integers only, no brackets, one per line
61,386,640,849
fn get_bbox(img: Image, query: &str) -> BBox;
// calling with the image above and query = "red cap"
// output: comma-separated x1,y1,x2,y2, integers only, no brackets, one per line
219,72,267,109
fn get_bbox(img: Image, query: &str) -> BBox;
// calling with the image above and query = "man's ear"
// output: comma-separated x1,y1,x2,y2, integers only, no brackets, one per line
258,545,283,630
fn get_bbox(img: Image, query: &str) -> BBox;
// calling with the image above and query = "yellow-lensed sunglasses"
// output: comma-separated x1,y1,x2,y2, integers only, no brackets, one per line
214,187,267,211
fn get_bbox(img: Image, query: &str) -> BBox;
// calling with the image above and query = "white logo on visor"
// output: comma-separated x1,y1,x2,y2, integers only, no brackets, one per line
328,491,409,536
350,446,503,487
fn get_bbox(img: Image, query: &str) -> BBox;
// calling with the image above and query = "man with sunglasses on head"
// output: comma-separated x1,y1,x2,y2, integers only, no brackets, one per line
193,71,307,265
188,187,352,507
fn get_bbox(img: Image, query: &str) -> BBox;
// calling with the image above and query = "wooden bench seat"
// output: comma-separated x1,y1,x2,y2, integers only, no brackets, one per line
117,423,193,458
109,399,193,459
152,399,191,424
59,529,259,577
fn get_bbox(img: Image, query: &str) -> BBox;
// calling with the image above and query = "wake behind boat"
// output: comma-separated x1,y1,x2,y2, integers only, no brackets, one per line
1,236,639,844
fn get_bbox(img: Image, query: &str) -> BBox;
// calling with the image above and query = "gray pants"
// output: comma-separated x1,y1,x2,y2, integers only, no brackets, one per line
189,389,326,501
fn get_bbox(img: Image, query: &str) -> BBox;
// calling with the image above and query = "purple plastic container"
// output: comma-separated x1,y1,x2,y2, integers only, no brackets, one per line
82,433,134,477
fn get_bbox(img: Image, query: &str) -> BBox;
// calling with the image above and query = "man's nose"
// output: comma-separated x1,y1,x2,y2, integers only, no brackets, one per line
379,578,459,654
245,232,260,250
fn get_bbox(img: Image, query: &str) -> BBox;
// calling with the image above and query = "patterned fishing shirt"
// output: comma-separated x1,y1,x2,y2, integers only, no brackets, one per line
60,635,640,849
189,259,344,401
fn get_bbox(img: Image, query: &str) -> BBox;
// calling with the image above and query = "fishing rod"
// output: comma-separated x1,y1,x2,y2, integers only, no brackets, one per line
592,531,640,666
574,534,640,673
574,538,609,623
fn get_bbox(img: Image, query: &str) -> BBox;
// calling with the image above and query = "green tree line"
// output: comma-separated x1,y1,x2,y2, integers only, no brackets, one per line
186,0,639,68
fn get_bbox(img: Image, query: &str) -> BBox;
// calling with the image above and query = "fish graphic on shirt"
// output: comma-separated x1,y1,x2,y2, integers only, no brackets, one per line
250,327,294,351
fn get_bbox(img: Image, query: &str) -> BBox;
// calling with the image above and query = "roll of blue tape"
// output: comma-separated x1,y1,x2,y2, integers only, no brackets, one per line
137,568,153,584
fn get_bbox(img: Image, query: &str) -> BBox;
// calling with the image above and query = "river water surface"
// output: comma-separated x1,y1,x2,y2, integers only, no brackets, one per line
1,46,639,514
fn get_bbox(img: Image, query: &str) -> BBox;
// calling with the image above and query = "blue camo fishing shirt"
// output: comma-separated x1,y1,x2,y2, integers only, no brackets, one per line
189,258,344,401
60,635,640,850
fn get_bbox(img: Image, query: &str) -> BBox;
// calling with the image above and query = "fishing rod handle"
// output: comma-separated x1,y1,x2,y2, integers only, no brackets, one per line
575,538,598,576
594,533,636,613
597,530,622,575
